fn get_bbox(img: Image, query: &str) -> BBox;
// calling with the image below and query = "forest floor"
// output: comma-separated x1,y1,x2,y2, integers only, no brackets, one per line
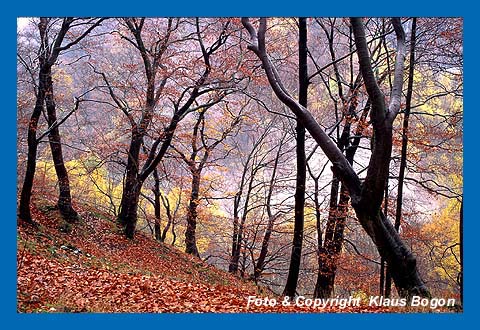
17,197,432,313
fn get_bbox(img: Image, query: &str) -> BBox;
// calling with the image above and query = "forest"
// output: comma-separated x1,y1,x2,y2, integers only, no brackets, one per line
16,17,463,313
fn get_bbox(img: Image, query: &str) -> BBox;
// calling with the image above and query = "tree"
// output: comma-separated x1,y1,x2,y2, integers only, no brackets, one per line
283,17,307,298
229,126,269,274
18,17,104,225
252,131,288,282
242,17,429,298
94,18,235,239
172,106,242,256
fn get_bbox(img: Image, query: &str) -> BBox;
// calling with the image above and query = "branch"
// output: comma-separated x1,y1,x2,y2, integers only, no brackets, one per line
88,62,137,129
36,97,81,142
50,18,106,64
386,18,407,121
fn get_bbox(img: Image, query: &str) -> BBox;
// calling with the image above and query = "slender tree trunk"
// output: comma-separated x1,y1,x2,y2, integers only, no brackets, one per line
230,167,255,273
253,215,274,281
230,216,246,274
229,191,241,273
18,67,48,225
44,70,79,222
160,193,174,242
283,17,307,298
229,213,240,273
385,17,417,297
185,169,201,257
380,257,385,295
153,168,161,241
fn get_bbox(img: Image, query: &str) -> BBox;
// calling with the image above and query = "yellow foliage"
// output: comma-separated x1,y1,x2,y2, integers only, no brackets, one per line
36,155,123,215
422,199,461,283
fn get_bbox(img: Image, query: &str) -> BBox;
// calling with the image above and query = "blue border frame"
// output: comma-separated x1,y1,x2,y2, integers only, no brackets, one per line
6,1,475,328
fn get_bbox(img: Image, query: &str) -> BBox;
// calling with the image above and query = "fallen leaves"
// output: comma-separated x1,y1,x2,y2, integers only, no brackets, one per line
17,200,396,313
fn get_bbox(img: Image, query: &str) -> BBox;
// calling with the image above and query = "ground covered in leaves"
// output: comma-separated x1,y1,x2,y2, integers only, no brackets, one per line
17,198,423,313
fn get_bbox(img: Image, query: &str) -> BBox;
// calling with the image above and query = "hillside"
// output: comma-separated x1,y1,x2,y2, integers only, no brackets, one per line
17,198,400,313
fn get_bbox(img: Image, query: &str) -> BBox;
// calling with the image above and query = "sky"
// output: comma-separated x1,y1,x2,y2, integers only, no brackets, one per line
17,17,29,31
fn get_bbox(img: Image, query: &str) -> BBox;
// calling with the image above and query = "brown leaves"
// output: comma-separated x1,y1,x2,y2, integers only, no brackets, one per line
18,200,391,313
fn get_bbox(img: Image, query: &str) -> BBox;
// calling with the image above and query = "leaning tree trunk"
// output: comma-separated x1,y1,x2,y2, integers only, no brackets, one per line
44,70,79,222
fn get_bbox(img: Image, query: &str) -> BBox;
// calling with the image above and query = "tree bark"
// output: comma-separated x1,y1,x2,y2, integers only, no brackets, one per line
283,17,307,298
185,169,201,257
117,131,144,239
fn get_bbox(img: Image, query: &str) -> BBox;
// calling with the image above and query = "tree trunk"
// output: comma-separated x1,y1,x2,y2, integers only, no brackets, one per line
253,215,274,281
229,190,241,273
18,66,48,225
229,213,240,273
380,257,386,295
230,218,245,274
185,169,201,257
230,167,255,273
118,132,144,239
44,69,79,222
314,83,361,299
283,17,308,299
385,17,417,297
314,182,349,298
160,192,173,242
153,168,161,241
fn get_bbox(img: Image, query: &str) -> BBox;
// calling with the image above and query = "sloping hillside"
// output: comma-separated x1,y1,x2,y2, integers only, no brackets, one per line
17,198,389,313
